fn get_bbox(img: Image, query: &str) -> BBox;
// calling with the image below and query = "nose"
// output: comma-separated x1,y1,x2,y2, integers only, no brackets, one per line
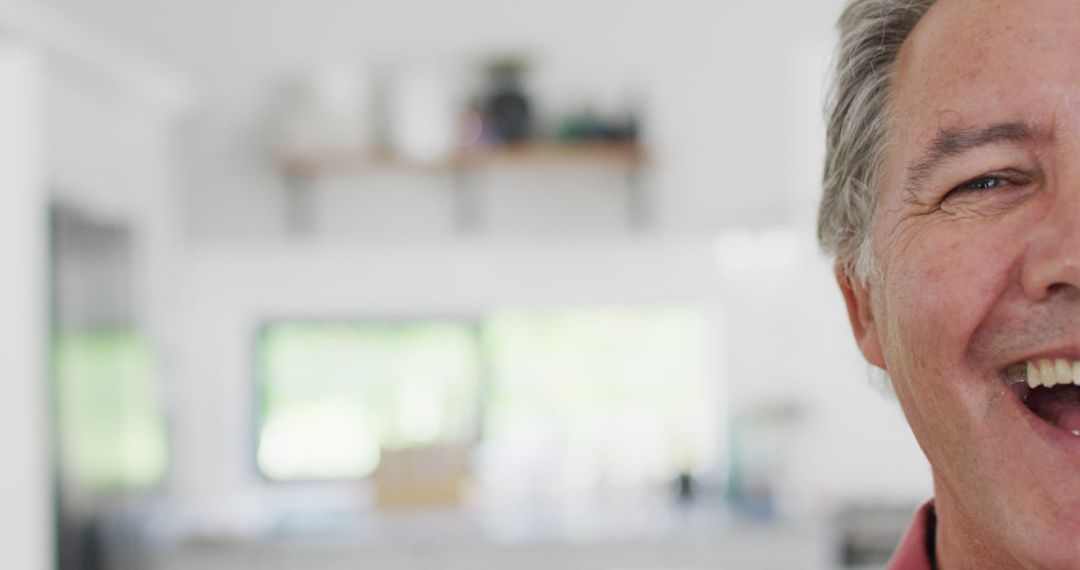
1020,196,1080,301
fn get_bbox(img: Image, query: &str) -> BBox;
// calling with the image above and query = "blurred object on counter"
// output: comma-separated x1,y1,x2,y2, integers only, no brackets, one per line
674,471,695,504
726,399,807,520
374,443,473,509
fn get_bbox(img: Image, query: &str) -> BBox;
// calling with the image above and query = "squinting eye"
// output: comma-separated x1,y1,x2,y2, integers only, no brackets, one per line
944,170,1031,202
957,176,1006,192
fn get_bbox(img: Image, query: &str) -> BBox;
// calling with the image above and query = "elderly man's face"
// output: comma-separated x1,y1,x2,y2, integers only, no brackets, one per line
843,0,1080,565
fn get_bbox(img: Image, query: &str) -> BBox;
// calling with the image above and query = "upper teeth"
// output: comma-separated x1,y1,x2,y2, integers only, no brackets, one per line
1012,359,1080,388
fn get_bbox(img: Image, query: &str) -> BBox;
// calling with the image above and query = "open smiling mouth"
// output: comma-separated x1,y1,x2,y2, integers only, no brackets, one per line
1006,359,1080,436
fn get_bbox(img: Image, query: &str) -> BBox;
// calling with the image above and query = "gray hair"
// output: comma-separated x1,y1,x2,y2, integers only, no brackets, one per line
817,0,935,282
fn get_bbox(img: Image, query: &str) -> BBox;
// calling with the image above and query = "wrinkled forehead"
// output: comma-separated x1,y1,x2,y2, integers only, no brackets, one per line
890,0,1080,162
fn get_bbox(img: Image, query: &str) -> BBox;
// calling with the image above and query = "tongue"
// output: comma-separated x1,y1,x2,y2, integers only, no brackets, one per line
1027,385,1080,433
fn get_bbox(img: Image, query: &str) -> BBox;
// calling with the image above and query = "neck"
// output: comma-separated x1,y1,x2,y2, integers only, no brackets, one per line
932,477,1020,570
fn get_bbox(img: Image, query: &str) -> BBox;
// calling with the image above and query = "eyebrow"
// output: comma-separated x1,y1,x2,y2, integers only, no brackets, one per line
904,121,1040,199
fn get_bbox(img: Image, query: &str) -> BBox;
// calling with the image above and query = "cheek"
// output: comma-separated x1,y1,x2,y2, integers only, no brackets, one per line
880,226,1017,377
878,226,1021,470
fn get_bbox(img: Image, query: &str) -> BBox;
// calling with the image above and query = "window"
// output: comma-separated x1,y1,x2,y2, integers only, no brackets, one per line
54,330,168,491
256,320,482,481
254,307,717,492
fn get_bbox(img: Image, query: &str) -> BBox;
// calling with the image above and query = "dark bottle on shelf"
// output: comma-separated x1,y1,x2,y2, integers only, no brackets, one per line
483,59,532,144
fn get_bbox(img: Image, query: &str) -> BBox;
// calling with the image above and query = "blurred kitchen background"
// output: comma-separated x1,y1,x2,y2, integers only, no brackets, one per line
0,0,934,568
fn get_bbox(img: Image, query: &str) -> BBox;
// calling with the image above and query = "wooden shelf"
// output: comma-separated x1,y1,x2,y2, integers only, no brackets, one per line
277,141,650,235
278,141,647,175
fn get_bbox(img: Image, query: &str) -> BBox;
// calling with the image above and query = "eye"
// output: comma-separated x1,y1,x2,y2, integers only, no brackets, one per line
959,176,1006,191
944,170,1031,201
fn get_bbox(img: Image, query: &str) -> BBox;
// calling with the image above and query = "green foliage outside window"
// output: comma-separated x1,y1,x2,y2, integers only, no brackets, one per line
483,307,716,482
256,308,715,484
54,331,168,491
256,321,481,481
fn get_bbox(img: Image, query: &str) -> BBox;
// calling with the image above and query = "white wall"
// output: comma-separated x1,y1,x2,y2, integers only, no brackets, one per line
0,42,53,570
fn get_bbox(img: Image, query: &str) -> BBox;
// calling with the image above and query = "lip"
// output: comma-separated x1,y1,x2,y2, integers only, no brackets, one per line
1000,347,1080,369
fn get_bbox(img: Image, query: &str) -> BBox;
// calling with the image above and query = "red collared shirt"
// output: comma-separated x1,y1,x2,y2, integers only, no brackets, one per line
887,502,936,570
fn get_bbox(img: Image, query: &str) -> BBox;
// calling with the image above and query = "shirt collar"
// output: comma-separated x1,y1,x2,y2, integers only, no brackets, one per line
886,501,936,570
